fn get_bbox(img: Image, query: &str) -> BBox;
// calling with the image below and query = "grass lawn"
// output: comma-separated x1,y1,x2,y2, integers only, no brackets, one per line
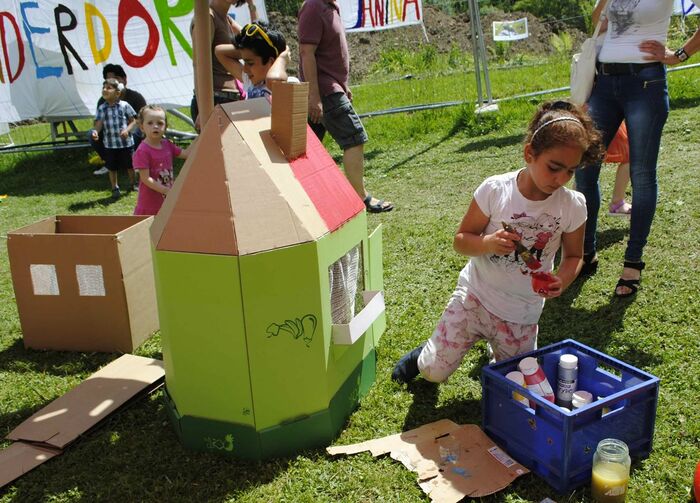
2,58,700,502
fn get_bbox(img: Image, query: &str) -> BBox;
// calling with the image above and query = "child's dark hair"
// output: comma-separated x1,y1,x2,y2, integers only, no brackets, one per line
137,104,167,127
525,100,605,166
233,22,286,64
103,63,127,80
103,78,124,95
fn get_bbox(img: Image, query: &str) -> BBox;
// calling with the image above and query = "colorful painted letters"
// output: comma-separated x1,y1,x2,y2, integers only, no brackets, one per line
0,0,194,81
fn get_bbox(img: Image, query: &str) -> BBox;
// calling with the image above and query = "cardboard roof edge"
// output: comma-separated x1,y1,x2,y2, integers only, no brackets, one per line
152,93,364,257
9,215,151,237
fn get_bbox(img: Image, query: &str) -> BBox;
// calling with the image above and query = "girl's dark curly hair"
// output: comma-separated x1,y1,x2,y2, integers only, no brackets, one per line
525,100,605,166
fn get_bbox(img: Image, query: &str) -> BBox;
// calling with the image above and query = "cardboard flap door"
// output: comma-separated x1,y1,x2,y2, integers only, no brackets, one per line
366,224,385,344
332,290,385,345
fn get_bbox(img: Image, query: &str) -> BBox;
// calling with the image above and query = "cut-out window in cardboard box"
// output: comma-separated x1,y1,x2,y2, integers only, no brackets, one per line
76,265,106,296
30,264,59,295
329,245,362,325
29,264,106,297
329,244,385,346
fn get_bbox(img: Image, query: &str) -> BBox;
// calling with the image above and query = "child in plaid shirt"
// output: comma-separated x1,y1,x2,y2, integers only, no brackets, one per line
91,79,138,198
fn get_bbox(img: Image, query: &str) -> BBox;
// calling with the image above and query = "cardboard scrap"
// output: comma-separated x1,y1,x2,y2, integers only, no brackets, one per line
0,443,60,489
327,419,529,502
1,354,164,488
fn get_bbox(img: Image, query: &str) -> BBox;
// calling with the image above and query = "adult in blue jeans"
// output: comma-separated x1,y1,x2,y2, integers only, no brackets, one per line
577,0,699,297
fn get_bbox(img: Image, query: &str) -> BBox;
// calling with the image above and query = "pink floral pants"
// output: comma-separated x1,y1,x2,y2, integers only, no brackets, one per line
417,286,538,382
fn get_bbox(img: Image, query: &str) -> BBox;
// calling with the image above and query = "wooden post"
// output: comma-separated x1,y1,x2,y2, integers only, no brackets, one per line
193,0,214,126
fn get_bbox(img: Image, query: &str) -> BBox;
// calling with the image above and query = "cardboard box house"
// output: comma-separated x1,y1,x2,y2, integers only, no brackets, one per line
7,215,159,353
151,82,386,460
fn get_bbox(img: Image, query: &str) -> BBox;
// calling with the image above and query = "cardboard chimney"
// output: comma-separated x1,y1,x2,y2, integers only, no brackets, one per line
270,81,308,159
150,85,386,460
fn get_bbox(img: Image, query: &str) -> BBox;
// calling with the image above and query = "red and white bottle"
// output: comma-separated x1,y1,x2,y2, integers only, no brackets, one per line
518,356,555,403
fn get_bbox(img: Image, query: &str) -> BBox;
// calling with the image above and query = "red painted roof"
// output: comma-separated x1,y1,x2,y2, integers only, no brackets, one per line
289,126,365,233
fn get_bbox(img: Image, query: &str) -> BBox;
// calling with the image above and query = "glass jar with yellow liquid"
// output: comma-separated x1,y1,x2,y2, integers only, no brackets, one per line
591,438,631,502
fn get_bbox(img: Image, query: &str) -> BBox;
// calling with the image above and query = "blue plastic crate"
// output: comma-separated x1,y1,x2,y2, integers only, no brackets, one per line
481,339,659,493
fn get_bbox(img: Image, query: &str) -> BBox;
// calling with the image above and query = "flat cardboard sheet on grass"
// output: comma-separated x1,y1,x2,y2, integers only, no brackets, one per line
327,419,529,501
1,354,164,488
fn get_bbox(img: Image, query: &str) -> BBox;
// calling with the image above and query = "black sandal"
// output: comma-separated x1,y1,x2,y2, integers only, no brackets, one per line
364,194,394,213
580,252,599,277
614,261,645,298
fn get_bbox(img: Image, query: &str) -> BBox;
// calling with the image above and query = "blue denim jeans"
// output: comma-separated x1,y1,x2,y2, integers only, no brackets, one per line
575,64,669,262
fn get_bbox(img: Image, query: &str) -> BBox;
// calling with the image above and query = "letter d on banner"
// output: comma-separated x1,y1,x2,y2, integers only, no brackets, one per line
0,12,25,82
85,3,112,64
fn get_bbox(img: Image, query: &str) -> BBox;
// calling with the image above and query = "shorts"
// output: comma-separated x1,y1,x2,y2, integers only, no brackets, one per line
310,92,368,150
104,147,133,172
190,92,242,124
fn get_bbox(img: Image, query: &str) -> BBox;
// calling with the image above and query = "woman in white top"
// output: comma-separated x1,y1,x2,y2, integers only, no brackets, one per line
576,0,698,298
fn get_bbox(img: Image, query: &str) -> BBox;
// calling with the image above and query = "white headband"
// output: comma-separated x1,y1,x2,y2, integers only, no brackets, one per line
531,116,583,140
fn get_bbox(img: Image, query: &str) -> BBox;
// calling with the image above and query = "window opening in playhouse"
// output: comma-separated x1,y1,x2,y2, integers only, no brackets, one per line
30,264,59,295
76,265,106,296
328,245,364,324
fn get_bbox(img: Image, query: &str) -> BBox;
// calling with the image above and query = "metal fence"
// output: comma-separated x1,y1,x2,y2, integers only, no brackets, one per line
2,1,700,153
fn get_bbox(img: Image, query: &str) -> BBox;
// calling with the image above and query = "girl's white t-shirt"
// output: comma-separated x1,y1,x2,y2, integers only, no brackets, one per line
598,0,674,63
459,170,587,325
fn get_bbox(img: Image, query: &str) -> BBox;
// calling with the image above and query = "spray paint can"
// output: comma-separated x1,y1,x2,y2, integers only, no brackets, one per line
556,354,578,408
518,357,555,403
505,370,530,406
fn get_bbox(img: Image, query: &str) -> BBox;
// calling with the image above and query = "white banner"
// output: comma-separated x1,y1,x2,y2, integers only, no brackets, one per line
675,0,700,15
597,0,700,16
339,0,423,32
0,0,267,122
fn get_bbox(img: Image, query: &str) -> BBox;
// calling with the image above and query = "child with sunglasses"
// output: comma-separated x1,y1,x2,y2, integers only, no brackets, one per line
214,22,291,100
392,101,604,385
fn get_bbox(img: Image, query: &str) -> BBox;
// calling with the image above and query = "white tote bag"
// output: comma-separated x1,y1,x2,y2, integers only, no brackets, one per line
570,0,608,105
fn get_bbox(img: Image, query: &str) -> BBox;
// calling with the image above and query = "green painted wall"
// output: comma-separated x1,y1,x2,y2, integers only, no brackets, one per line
154,250,255,426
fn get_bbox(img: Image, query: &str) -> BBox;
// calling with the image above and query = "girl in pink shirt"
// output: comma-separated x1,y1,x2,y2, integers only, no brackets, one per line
133,105,191,216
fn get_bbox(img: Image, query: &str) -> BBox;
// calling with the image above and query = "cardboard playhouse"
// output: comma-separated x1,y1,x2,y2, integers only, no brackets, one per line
151,82,386,460
6,215,159,353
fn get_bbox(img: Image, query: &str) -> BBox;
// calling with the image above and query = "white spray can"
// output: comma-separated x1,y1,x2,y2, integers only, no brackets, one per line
556,354,578,408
